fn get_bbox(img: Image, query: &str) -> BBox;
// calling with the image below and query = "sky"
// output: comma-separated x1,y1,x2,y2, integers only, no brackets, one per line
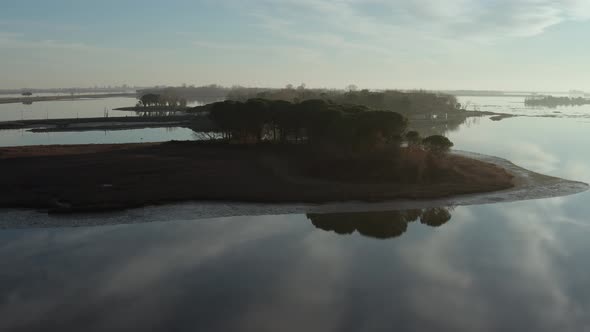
1,0,590,91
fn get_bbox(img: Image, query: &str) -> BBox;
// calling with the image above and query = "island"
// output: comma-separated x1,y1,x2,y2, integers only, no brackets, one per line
525,95,590,108
0,97,516,214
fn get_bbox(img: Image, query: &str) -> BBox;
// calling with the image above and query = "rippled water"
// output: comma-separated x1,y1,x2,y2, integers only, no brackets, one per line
1,96,590,331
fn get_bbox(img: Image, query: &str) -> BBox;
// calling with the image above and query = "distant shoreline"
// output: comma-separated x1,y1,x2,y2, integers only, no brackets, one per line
114,106,189,112
0,93,136,104
0,115,214,132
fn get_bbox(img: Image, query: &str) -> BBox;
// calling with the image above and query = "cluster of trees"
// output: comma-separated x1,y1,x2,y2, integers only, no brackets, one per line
228,83,314,103
138,93,188,108
307,207,453,239
205,98,456,183
339,90,460,115
138,85,229,104
140,85,463,118
525,95,590,108
227,87,461,116
405,130,454,154
207,98,454,157
208,99,408,151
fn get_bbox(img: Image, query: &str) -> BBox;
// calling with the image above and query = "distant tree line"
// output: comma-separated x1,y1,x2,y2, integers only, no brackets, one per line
138,84,463,118
525,95,590,108
139,93,188,108
228,87,461,116
138,85,234,104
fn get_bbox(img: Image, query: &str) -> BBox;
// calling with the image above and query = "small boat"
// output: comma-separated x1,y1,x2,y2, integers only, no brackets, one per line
21,91,33,96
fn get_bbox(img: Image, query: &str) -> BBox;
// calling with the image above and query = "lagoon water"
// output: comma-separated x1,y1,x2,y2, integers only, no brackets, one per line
0,97,206,146
0,97,139,121
459,94,590,118
0,127,197,147
1,96,590,331
0,96,204,122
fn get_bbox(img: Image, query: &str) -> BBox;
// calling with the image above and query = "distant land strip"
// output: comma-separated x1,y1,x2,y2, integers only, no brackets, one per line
0,93,137,104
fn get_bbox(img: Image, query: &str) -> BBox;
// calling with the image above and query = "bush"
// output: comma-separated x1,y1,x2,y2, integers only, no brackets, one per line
422,135,453,154
405,131,421,147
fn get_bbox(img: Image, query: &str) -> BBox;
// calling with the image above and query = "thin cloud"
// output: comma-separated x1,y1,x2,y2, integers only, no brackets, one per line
0,19,82,32
237,0,590,42
192,40,322,61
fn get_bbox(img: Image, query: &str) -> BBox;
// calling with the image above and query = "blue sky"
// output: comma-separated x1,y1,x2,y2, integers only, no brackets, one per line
1,0,590,90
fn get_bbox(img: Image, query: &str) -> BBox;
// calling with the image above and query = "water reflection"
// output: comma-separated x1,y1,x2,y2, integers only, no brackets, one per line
0,127,197,147
134,110,184,117
307,207,453,239
2,201,590,331
457,95,590,118
408,115,479,136
0,97,138,122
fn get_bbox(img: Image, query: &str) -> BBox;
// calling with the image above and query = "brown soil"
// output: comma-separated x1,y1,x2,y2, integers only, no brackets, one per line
0,141,514,213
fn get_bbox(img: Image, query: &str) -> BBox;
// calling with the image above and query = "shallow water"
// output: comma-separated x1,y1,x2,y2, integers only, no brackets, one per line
457,95,590,118
0,97,139,121
0,92,134,99
0,127,197,147
0,97,204,122
0,97,207,145
2,200,590,331
1,96,590,331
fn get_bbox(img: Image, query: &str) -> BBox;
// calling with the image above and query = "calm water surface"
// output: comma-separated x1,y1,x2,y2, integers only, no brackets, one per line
0,97,207,146
1,97,590,331
458,95,590,118
0,97,204,122
0,92,133,99
0,97,139,121
0,127,197,147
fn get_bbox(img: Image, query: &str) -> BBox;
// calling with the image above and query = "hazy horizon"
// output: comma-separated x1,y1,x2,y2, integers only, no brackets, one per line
0,85,582,95
2,1,590,91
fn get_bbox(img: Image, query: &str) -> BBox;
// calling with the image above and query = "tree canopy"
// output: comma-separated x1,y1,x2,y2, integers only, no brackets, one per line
227,88,460,116
138,93,188,108
207,98,408,151
422,135,454,154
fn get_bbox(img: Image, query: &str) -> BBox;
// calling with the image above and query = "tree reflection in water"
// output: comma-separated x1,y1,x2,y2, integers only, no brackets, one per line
307,207,453,239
